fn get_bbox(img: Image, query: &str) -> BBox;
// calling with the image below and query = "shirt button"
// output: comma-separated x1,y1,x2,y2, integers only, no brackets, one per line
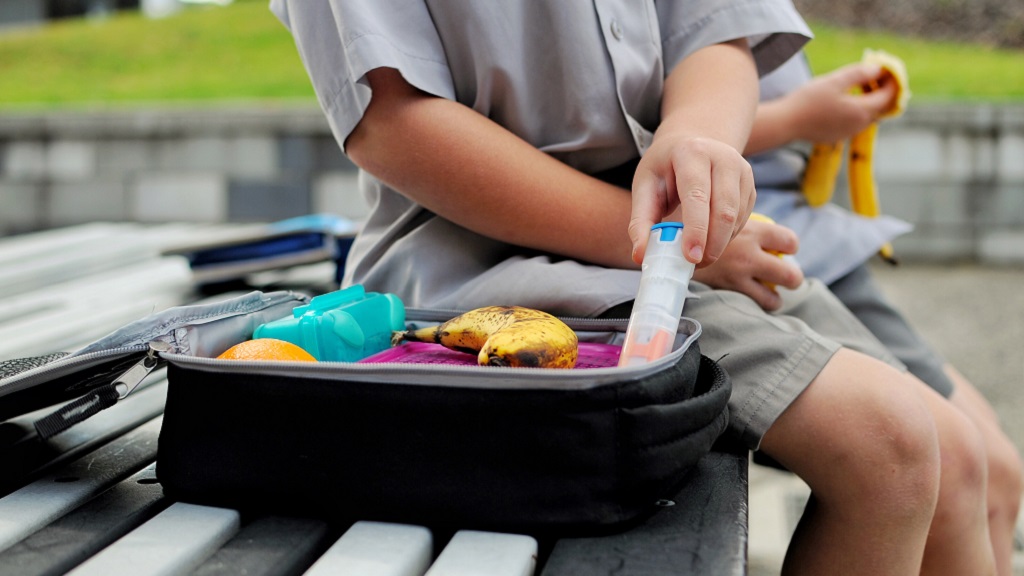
610,19,623,40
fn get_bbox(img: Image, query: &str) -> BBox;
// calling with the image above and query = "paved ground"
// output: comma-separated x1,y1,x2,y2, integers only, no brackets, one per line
748,261,1024,575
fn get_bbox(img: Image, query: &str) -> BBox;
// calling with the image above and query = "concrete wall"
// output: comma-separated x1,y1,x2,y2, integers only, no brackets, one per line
0,106,367,233
850,104,1024,265
1,103,1022,264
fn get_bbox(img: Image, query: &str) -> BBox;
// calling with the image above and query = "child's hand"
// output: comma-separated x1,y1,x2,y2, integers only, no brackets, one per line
785,63,898,143
692,216,803,311
630,134,756,269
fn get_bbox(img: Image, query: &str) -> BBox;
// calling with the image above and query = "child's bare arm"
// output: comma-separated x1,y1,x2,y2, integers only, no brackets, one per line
745,62,898,155
345,67,639,269
629,39,759,268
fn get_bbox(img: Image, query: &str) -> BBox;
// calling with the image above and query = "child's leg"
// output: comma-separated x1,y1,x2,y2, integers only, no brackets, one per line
829,264,1023,574
759,348,938,575
762,348,995,576
946,365,1024,576
912,368,996,576
687,280,995,573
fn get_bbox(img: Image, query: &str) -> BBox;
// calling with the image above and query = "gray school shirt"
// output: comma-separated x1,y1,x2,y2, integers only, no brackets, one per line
749,54,912,285
271,0,812,317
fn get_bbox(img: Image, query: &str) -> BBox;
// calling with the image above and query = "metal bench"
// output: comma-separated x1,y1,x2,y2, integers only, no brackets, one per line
0,223,749,575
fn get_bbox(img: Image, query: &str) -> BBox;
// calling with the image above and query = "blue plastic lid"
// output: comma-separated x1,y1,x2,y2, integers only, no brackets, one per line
651,222,683,242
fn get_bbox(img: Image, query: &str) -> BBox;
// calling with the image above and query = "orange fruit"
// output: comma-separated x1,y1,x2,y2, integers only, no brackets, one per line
216,338,317,362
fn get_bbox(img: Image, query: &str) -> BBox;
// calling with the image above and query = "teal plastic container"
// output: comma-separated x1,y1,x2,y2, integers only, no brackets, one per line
254,285,406,362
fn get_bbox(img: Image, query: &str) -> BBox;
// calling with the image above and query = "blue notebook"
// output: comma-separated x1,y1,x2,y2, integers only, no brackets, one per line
166,214,360,285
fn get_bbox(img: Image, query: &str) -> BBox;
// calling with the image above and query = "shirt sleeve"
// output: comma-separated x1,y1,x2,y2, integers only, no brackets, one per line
271,0,455,151
655,0,813,78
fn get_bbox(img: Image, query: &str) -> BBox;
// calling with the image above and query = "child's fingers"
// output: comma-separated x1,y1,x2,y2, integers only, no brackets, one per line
759,254,804,291
746,218,804,291
703,157,746,266
630,139,754,267
736,161,756,237
628,170,667,265
673,149,712,265
740,277,785,311
862,78,899,116
757,218,800,256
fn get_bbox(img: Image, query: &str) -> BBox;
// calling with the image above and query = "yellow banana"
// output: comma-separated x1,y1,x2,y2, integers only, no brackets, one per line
392,305,579,369
848,122,880,218
801,141,845,207
847,48,910,266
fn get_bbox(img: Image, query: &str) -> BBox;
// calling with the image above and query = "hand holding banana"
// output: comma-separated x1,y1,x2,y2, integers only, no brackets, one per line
801,49,911,265
691,213,802,311
392,305,579,369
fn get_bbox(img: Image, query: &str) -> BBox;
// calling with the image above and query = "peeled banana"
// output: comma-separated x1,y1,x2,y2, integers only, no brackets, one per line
392,305,579,369
801,48,910,265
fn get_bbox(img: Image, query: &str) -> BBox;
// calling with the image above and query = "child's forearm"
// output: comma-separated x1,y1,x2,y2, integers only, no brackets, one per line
659,40,759,153
629,40,759,267
745,97,800,156
346,68,638,270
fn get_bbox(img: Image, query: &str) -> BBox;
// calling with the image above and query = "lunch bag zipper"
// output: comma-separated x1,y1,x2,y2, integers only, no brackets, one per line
31,342,173,439
25,291,307,439
112,341,173,399
161,314,702,392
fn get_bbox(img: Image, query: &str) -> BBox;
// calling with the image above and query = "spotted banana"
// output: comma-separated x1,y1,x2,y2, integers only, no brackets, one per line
801,48,910,264
847,49,910,265
392,305,579,369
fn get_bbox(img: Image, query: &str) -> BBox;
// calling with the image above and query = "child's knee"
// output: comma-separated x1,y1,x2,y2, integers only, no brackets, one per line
987,434,1024,509
817,414,940,528
787,379,942,514
849,390,943,506
933,409,990,516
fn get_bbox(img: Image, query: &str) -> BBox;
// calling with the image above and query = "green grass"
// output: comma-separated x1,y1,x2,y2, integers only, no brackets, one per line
0,0,315,108
804,22,1024,102
1,6,1022,109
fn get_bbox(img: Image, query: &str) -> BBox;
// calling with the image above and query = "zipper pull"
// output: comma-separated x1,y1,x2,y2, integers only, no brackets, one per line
113,341,171,399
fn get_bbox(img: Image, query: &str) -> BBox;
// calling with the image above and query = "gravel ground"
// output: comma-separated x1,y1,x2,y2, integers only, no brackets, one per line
870,262,1024,448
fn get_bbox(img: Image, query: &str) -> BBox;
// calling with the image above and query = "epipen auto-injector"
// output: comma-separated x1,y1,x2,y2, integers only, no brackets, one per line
254,284,405,362
618,222,695,367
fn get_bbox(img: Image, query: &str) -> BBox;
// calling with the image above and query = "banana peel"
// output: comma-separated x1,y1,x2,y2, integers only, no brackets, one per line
801,48,911,265
802,141,846,207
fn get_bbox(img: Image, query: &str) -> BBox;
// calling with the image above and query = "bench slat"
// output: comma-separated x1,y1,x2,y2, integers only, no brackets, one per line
0,379,166,496
304,521,433,576
425,530,538,576
66,503,241,576
0,222,217,300
192,516,334,576
0,416,162,551
0,260,193,358
0,464,168,576
539,450,748,576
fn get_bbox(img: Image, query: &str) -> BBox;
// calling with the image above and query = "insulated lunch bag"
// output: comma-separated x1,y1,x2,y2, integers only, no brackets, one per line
0,290,732,535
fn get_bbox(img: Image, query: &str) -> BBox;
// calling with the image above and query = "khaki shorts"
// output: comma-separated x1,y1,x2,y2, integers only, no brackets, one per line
828,264,954,398
683,279,904,450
